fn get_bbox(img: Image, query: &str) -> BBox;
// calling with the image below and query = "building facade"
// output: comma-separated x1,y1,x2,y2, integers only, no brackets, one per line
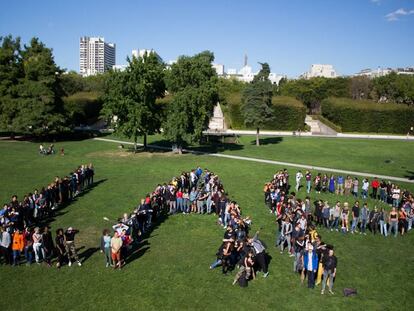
212,63,225,76
302,64,337,79
131,49,163,63
354,67,414,78
79,37,115,76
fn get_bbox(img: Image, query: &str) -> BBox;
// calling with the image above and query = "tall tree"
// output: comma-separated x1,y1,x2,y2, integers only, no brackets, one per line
163,51,218,153
241,62,273,146
102,52,165,150
0,36,23,132
6,37,67,136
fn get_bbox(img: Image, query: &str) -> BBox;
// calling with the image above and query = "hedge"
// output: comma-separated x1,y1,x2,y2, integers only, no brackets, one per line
321,97,414,134
223,93,306,130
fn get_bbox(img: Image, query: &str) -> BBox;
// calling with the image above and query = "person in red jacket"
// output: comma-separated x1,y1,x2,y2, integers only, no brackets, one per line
12,230,24,266
371,178,380,199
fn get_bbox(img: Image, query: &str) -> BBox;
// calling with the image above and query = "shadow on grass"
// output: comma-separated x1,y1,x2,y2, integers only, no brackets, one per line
0,131,113,143
250,136,283,146
133,138,246,155
118,138,245,156
33,179,107,230
124,212,170,266
404,170,414,180
77,246,100,262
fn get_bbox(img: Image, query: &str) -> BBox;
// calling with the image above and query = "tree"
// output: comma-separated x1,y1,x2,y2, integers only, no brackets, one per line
60,71,85,96
2,37,68,136
0,35,23,133
163,51,218,153
373,72,414,105
350,76,372,100
241,62,273,146
102,52,165,151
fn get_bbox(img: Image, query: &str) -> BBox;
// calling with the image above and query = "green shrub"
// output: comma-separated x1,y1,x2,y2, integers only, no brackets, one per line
265,96,307,130
224,93,306,130
321,97,414,133
63,91,103,125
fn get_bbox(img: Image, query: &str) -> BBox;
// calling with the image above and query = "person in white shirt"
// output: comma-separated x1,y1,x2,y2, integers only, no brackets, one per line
361,178,369,199
295,171,303,192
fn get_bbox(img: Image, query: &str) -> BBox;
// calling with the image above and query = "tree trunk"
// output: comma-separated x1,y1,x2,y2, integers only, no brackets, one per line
143,133,147,150
256,127,260,146
134,135,138,153
178,145,182,154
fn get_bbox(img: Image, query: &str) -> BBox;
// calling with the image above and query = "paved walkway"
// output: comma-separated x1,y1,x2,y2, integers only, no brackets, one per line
203,129,414,141
94,137,414,184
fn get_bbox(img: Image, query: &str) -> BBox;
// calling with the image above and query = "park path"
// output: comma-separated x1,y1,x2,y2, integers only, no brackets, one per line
93,137,414,184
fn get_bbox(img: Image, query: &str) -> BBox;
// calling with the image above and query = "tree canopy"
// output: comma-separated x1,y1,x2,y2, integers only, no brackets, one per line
163,51,218,151
102,52,165,149
0,36,67,136
241,62,273,146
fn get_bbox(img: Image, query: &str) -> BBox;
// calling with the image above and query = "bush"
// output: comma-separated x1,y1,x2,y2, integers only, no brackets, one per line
266,96,307,130
63,91,103,125
321,97,414,133
224,94,306,130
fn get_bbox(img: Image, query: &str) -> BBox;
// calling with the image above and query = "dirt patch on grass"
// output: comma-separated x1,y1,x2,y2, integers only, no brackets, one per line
86,149,181,159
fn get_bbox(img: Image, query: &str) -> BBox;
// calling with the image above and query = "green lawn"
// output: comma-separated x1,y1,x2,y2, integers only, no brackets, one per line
0,139,413,311
114,133,414,179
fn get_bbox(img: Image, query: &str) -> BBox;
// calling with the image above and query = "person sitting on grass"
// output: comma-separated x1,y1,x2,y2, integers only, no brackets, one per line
233,251,256,285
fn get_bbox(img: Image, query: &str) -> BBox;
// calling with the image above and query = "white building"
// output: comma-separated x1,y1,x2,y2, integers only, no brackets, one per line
212,63,225,76
79,36,115,76
354,67,414,78
112,64,128,72
224,55,285,85
302,64,337,79
354,67,392,78
131,49,163,63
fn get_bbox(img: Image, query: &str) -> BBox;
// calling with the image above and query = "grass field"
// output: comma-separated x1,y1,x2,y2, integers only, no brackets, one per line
0,139,413,311
114,133,414,179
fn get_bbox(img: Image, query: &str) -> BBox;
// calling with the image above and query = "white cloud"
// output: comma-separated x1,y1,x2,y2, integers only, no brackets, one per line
385,8,414,21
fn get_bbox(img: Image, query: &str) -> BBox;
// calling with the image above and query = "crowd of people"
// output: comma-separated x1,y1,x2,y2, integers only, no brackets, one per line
293,170,408,207
265,170,339,294
103,167,269,287
265,170,414,237
263,168,413,294
0,164,94,267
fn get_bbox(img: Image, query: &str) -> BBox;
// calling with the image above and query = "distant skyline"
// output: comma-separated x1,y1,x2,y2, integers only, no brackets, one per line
1,0,413,77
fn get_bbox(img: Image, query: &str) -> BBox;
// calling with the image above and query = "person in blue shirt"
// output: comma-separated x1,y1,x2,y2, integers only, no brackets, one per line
337,175,344,195
303,244,319,288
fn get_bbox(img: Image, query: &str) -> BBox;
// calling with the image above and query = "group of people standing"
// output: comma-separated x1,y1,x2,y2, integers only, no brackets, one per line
265,171,338,294
294,170,406,207
265,169,414,237
102,167,228,269
0,164,94,267
102,167,269,287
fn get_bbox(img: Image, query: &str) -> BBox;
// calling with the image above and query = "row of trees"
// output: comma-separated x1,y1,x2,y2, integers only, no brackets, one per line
0,35,110,136
276,73,414,113
102,51,219,152
0,36,221,149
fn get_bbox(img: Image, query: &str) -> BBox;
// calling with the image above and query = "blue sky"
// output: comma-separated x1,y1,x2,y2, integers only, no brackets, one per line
1,0,413,77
